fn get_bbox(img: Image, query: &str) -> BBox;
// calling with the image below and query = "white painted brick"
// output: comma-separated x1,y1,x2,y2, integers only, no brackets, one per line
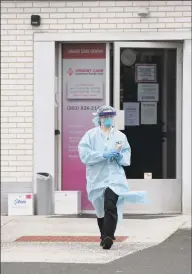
150,23,166,28
183,22,192,28
91,18,108,23
74,18,90,23
1,167,17,172
99,1,115,6
183,11,192,16
150,1,166,6
83,1,99,6
99,12,116,18
175,17,191,22
57,18,73,24
33,2,49,7
1,150,9,155
175,6,191,11
158,18,175,22
23,7,40,12
83,24,99,29
16,35,32,41
2,155,17,161
0,8,8,12
1,73,9,78
90,7,107,12
150,12,166,17
10,161,32,166
56,7,73,13
1,24,17,30
10,117,25,123
117,23,132,29
50,13,66,18
74,7,90,12
83,13,99,18
141,18,158,23
132,23,149,28
100,24,116,29
66,13,83,18
25,139,33,144
166,1,183,5
107,7,124,12
2,2,16,8
49,24,66,30
108,18,124,23
165,23,183,28
41,7,57,12
115,1,133,6
8,8,24,13
158,6,175,11
17,155,32,160
66,1,83,7
16,2,33,8
17,166,32,172
166,12,182,16
50,2,66,7
1,0,191,185
133,1,149,6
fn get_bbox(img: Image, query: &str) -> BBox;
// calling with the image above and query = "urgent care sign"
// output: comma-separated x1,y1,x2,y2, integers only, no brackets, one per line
62,43,106,211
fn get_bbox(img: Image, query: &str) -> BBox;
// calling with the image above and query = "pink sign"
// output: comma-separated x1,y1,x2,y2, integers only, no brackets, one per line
62,43,106,210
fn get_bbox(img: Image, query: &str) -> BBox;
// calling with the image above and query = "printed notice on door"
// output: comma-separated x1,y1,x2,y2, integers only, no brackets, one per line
123,102,140,126
135,64,157,82
138,83,159,101
141,102,157,125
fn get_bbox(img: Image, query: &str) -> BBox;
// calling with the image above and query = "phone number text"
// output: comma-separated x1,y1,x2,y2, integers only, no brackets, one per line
67,106,100,111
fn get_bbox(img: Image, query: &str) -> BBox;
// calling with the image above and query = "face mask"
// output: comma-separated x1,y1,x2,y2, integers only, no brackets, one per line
103,118,113,128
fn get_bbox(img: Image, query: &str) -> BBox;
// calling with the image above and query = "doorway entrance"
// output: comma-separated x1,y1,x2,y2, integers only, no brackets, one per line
113,42,182,213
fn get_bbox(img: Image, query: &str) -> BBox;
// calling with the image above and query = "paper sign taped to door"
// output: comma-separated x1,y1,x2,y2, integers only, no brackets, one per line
141,102,157,125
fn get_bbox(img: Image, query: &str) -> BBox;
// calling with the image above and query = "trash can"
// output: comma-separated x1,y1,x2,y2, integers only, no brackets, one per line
36,172,53,215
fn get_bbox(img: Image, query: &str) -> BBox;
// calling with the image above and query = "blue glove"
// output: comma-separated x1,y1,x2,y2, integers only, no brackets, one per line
103,150,119,159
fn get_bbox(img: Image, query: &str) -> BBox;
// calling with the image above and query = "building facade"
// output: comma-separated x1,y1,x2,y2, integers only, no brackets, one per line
1,1,191,215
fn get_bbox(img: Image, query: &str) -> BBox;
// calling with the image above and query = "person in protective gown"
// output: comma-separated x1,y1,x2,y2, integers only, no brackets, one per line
78,106,149,250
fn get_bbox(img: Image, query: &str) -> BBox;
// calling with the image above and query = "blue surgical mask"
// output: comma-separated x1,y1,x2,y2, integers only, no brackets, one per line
103,118,113,128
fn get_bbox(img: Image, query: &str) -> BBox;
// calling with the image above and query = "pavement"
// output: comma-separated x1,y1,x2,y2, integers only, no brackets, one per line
1,228,191,274
1,214,191,266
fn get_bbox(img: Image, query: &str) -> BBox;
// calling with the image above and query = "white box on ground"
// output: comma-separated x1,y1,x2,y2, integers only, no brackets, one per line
8,193,34,216
54,191,81,215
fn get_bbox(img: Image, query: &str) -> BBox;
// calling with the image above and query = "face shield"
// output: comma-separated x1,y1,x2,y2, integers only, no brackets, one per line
92,106,116,127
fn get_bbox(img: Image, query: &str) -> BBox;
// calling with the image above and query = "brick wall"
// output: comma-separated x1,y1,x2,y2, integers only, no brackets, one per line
1,0,192,185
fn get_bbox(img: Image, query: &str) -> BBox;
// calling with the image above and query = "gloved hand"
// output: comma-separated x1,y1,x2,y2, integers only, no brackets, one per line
103,150,119,159
115,153,123,161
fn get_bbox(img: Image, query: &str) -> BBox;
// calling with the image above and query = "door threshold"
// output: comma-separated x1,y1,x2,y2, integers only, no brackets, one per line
48,213,181,219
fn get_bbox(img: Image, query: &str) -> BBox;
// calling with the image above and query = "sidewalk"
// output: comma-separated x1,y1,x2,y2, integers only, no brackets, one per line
1,214,191,264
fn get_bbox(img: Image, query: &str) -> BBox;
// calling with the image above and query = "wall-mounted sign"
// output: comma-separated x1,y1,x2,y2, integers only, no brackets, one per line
123,102,140,126
62,43,106,211
138,83,159,101
135,64,157,82
67,82,103,100
141,102,157,125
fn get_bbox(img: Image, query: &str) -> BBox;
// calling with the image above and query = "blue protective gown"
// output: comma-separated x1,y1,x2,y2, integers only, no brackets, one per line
78,126,149,221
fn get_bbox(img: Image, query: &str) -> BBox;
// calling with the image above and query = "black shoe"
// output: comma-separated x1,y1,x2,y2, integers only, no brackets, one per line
102,237,113,250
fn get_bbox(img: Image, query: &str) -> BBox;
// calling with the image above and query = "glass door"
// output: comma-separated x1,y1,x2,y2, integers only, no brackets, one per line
113,42,182,214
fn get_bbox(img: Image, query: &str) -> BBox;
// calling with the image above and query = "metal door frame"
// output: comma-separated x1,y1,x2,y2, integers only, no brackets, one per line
113,42,182,213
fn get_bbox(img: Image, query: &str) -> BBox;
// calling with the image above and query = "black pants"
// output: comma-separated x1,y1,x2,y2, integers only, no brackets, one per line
97,187,119,240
